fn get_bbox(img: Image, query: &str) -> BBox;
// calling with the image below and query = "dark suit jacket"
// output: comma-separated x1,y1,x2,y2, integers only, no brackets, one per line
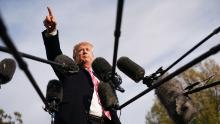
42,30,121,124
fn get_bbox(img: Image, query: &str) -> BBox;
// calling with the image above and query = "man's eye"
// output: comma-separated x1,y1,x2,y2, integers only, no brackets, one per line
86,48,90,51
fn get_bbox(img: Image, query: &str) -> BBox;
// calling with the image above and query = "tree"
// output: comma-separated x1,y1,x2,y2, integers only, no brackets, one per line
146,59,220,124
0,109,22,124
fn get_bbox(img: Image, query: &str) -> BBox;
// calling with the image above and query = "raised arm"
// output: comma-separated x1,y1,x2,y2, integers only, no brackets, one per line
42,7,62,61
42,7,63,78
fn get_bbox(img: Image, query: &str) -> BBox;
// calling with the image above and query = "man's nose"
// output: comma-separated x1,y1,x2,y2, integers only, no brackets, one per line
82,49,87,54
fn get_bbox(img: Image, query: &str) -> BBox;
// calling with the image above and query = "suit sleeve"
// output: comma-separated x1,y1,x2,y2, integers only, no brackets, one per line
42,30,64,79
42,30,62,61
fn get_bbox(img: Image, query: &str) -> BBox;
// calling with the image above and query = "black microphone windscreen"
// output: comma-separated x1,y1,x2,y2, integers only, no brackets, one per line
0,58,16,84
46,79,63,104
117,56,145,82
92,57,112,82
98,81,119,110
92,57,125,92
54,54,79,74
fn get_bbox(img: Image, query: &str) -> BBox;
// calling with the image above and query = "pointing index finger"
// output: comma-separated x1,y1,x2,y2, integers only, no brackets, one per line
47,6,53,16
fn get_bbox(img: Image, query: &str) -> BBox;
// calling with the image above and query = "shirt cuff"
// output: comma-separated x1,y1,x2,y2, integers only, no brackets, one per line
45,29,58,37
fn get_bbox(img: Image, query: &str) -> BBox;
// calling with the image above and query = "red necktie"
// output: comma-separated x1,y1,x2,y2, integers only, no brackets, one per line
87,68,111,120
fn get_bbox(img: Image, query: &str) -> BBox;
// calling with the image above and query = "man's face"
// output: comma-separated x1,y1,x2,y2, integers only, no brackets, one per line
75,44,94,68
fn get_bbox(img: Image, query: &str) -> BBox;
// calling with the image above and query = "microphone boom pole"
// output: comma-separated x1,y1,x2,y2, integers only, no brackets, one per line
162,26,220,75
0,15,48,106
0,46,65,67
184,80,220,95
112,0,124,75
118,43,220,110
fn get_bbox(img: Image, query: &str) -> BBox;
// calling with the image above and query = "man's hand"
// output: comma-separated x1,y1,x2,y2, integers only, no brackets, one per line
43,7,57,33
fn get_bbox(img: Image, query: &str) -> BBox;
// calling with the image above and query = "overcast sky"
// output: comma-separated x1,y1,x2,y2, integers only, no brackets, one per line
0,0,220,124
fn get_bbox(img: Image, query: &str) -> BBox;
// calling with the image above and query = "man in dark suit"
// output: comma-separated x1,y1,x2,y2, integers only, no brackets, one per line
42,7,121,124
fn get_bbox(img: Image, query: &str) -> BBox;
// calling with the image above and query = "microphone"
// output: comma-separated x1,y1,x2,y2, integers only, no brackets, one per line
54,54,79,75
92,57,125,92
117,56,164,87
0,58,16,85
98,81,119,110
117,56,145,82
46,79,63,103
46,79,63,112
155,74,196,124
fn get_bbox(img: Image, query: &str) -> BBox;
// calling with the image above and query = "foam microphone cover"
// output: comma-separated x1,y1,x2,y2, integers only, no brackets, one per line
155,75,197,124
54,54,79,75
98,81,119,110
46,79,63,104
0,58,16,84
92,57,112,82
117,56,145,82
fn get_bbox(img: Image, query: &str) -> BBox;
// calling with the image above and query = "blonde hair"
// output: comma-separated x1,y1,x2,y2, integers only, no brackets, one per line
73,41,94,60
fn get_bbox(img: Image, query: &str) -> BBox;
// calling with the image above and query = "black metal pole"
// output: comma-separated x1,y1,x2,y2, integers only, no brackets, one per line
162,26,220,75
118,43,220,110
0,46,64,67
0,15,48,106
51,112,55,124
184,80,220,95
112,0,124,75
